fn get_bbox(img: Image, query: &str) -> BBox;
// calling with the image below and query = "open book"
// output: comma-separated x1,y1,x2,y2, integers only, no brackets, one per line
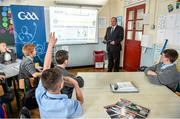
110,82,138,93
104,99,150,119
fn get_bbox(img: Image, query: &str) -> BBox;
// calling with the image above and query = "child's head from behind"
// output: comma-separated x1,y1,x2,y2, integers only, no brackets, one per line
22,44,36,57
55,50,69,65
41,68,64,92
161,49,178,64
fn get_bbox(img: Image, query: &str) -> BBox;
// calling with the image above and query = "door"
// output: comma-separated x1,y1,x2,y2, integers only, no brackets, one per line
123,4,145,71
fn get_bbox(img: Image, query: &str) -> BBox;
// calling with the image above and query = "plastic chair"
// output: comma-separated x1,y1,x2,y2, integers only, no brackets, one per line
19,106,31,118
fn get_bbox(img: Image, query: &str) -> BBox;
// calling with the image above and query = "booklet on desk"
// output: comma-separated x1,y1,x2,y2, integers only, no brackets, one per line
104,99,150,119
110,82,138,93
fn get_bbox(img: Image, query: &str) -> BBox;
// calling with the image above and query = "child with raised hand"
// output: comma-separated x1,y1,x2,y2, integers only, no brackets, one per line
35,32,84,118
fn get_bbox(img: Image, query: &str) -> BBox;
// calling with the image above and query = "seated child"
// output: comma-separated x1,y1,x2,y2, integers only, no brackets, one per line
19,44,41,90
0,42,16,64
144,49,180,92
0,72,14,103
55,50,84,98
35,33,84,118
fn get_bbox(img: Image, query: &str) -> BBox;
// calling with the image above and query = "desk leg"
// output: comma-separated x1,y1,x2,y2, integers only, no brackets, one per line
12,77,20,110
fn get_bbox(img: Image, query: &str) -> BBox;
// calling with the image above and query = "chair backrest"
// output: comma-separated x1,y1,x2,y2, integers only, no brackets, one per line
176,53,180,72
0,85,4,96
19,106,31,119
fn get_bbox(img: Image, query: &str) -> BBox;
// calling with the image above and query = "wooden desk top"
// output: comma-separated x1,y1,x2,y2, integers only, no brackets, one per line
77,72,180,118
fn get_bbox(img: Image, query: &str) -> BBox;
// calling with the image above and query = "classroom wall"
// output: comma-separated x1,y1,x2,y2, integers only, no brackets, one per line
1,0,126,67
141,0,180,66
3,0,178,67
0,0,108,67
57,0,124,67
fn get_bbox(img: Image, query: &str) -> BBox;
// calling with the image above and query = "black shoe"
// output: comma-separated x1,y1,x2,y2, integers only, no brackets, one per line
107,69,112,72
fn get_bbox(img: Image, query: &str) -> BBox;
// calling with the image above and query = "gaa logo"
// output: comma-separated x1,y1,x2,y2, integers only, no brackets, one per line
18,11,39,20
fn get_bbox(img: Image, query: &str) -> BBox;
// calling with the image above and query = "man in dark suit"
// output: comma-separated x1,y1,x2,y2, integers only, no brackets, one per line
104,17,124,72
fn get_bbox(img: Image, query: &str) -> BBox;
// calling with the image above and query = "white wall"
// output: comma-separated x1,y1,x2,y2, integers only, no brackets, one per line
141,0,180,66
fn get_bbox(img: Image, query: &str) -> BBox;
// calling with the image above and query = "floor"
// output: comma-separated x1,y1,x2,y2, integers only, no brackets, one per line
10,66,109,118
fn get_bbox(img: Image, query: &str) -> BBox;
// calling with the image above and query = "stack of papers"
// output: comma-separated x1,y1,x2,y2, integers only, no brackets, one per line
110,82,138,93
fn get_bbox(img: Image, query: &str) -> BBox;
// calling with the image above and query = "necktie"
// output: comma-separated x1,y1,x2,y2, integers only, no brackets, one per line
110,27,114,35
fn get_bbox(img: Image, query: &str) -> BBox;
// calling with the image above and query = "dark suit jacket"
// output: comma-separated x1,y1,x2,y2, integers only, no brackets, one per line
104,25,124,52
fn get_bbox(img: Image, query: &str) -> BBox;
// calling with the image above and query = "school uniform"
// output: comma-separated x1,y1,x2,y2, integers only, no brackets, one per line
144,62,180,92
35,80,83,118
19,56,36,89
55,66,84,98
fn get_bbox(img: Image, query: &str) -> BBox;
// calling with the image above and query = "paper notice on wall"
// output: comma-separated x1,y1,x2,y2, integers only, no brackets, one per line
157,13,180,47
141,35,153,48
99,17,107,28
143,13,149,25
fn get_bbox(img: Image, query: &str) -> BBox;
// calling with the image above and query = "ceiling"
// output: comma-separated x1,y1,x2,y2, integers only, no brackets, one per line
0,0,109,6
53,0,108,6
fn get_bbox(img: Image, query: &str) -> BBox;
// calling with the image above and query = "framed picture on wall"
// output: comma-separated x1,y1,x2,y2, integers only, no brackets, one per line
116,16,123,27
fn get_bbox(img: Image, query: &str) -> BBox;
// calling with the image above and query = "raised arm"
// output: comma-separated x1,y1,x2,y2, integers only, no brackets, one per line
43,32,57,70
64,76,84,105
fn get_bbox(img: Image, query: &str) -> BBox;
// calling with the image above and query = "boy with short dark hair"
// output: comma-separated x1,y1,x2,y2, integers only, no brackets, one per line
55,50,84,98
35,33,84,118
144,49,180,92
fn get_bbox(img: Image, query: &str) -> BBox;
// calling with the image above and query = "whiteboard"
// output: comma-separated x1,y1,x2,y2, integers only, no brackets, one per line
157,13,180,47
49,6,98,45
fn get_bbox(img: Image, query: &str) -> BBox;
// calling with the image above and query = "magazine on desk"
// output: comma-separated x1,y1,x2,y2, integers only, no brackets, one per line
104,99,150,119
110,81,139,93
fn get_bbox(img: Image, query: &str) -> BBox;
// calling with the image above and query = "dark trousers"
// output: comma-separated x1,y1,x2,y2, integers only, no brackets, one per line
108,51,120,72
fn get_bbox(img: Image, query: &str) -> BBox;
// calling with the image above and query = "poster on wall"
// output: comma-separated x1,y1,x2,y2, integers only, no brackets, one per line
10,5,47,65
99,17,107,28
116,16,123,26
0,6,14,46
157,13,180,47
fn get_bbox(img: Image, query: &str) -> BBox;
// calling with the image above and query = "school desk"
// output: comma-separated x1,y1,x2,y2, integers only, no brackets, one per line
77,72,180,118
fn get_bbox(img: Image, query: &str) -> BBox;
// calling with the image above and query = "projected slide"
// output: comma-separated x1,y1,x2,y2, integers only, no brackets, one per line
49,7,98,44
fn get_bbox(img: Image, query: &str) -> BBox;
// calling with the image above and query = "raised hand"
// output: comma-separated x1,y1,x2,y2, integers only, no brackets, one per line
48,32,57,48
43,32,57,70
